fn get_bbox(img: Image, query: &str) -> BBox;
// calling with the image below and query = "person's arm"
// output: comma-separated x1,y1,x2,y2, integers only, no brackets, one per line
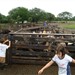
8,40,11,47
3,39,9,44
3,39,11,47
38,60,54,75
72,59,75,63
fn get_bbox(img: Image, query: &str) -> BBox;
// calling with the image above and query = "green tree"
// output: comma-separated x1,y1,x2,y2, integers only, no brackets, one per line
29,8,55,23
29,8,43,23
45,13,55,22
0,13,8,23
71,16,75,21
8,7,29,24
57,11,72,21
0,13,2,23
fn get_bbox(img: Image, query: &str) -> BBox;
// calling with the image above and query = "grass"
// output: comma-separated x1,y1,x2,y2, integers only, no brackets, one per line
0,23,75,30
63,24,75,29
0,24,10,29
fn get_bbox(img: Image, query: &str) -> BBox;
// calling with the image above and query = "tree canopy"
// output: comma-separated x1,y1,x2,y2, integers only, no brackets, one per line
8,7,29,23
0,7,75,24
57,11,72,21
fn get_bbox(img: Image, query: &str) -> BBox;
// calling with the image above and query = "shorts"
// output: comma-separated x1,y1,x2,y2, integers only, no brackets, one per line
0,57,5,63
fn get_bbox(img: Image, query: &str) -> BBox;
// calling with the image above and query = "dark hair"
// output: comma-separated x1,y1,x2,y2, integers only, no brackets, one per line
56,44,69,56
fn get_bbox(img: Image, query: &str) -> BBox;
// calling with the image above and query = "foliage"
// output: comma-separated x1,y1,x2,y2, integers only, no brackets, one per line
29,8,55,23
8,7,29,23
71,16,75,21
0,7,75,24
57,11,72,21
0,13,8,23
45,13,55,21
29,8,42,23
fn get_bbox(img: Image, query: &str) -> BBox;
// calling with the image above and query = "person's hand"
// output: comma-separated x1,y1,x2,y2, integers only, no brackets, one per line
38,69,44,75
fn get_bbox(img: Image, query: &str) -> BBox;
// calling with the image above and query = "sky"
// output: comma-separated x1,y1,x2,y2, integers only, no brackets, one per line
0,0,75,17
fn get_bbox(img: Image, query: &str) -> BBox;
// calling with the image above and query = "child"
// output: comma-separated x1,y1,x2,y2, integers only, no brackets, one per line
0,39,11,69
38,44,75,75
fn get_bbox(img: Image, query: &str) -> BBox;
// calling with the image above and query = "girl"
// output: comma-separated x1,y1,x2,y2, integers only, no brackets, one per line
0,39,11,69
38,44,75,75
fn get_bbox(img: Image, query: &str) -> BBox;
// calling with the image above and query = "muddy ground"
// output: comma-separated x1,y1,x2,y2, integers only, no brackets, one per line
0,64,75,75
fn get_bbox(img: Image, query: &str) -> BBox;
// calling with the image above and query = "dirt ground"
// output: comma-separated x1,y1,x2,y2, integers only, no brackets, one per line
0,64,75,75
0,23,75,75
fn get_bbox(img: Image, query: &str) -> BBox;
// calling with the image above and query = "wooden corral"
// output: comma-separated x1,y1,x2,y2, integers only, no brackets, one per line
1,24,75,64
5,32,75,64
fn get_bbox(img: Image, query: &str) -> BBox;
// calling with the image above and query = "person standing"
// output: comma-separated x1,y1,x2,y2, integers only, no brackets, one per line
0,39,11,69
43,21,47,26
38,44,75,75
